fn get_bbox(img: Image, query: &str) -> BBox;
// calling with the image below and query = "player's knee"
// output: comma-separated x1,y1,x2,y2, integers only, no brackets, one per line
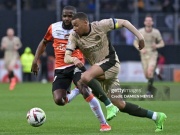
147,69,154,78
144,72,148,79
81,73,92,83
54,97,66,106
145,74,148,79
146,73,151,79
53,89,67,106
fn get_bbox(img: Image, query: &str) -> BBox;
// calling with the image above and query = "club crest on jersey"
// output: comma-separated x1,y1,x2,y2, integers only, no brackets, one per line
95,35,100,41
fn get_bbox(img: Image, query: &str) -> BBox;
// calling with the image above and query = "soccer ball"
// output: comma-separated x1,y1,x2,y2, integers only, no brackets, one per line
26,107,46,127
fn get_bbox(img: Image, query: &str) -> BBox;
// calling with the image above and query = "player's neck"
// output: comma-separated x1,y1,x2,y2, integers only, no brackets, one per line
62,22,73,30
82,24,91,37
145,27,153,33
8,36,13,40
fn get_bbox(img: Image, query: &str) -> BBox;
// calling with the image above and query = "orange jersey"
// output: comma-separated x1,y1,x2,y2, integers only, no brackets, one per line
44,21,84,69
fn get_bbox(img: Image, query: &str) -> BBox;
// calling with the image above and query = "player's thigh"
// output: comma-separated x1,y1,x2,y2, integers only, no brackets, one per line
4,57,12,70
5,53,18,70
52,76,72,104
52,77,71,99
141,57,148,74
81,65,104,82
9,59,17,70
4,60,10,70
96,59,120,80
52,68,74,94
73,67,84,86
148,55,158,72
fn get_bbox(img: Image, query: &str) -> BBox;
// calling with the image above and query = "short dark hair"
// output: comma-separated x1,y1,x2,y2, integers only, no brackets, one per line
72,12,88,21
145,14,153,19
63,6,77,14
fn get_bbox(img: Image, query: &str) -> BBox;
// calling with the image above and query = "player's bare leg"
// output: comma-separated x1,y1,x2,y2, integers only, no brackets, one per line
66,87,80,103
146,65,157,95
53,89,67,106
80,87,111,131
64,86,111,131
155,67,163,81
8,70,16,90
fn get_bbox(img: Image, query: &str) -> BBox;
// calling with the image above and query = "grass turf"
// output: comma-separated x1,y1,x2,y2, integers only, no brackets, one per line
0,82,179,135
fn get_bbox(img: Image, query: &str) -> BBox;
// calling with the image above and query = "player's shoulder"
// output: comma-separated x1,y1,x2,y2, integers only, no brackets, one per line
1,36,7,40
92,18,112,25
152,28,160,33
91,20,101,27
138,27,145,32
91,19,113,31
51,21,64,32
51,21,63,27
14,36,20,40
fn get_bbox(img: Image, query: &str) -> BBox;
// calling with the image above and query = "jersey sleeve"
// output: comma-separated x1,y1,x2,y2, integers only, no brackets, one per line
97,18,117,33
44,25,53,41
66,33,77,52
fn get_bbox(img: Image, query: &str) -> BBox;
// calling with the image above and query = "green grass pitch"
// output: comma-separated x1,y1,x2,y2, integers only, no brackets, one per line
0,82,179,135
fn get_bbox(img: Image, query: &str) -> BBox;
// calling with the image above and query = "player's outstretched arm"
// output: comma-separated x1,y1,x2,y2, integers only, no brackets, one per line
31,39,47,76
117,19,145,50
156,40,165,48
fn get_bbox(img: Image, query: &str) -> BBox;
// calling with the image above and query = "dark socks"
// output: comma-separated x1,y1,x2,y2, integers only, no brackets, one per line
87,79,111,106
147,110,154,119
8,71,14,81
148,78,154,90
120,102,151,118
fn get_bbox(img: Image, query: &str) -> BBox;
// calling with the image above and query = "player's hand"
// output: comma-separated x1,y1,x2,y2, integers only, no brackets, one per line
1,44,6,50
31,62,39,76
138,39,145,50
14,45,19,50
140,49,146,54
152,43,157,50
73,58,84,68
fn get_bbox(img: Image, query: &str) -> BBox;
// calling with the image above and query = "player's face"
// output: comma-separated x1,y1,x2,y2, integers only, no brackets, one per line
7,28,14,38
72,18,88,36
62,9,74,26
144,17,153,27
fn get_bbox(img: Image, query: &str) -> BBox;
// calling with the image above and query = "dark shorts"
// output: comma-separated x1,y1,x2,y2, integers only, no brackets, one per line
52,66,82,92
99,59,117,72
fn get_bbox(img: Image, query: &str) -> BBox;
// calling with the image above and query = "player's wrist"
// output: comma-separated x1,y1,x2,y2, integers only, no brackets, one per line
139,37,144,42
72,57,79,63
32,59,38,64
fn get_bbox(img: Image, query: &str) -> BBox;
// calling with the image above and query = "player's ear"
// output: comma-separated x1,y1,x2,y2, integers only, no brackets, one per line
84,20,88,25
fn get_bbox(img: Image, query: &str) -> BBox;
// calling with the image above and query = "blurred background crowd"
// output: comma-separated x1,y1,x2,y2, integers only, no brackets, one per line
0,0,178,12
0,0,179,46
0,0,179,83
